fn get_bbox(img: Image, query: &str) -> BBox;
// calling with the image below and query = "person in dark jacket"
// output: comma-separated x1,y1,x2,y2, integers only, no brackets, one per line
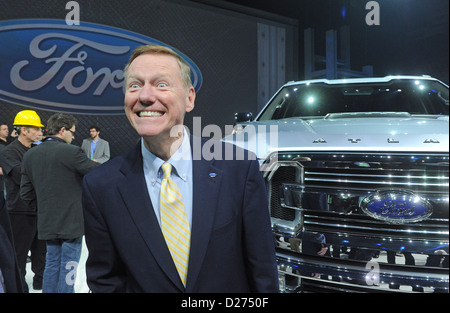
0,122,11,196
20,113,99,293
0,110,46,292
0,193,24,293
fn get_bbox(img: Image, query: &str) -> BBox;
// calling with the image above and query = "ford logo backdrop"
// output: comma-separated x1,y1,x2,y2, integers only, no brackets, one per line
360,189,433,224
0,19,203,114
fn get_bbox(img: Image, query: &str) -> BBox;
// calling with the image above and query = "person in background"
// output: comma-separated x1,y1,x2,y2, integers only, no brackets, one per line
20,113,99,293
9,128,18,141
81,125,110,164
82,44,278,293
0,111,46,292
0,193,24,293
0,122,10,146
0,122,11,197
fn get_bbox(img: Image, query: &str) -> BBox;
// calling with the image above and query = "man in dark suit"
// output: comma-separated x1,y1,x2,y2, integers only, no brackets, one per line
82,45,278,293
21,113,99,292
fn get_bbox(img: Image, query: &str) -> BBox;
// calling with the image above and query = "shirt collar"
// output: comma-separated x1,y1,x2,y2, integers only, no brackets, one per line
141,127,191,181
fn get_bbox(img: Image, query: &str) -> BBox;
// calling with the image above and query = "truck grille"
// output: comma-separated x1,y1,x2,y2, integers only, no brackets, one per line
268,152,449,293
305,164,448,193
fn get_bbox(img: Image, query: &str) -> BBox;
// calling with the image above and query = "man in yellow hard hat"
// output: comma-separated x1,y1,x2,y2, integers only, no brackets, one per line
0,110,46,292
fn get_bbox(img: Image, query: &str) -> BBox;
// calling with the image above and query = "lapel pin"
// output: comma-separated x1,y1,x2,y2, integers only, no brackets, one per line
209,173,217,182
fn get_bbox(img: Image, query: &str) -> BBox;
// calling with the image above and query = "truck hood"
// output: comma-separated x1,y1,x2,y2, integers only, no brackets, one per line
223,115,449,159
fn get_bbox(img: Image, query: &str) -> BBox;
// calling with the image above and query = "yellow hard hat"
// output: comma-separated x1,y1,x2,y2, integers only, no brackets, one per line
13,110,44,128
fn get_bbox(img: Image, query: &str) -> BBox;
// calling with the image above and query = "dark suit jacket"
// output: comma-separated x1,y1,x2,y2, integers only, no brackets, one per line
82,137,278,293
0,195,24,293
21,137,99,240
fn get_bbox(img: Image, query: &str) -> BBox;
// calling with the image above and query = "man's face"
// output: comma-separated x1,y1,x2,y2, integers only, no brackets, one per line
24,127,43,143
124,53,195,141
89,128,99,139
63,126,76,144
0,125,9,138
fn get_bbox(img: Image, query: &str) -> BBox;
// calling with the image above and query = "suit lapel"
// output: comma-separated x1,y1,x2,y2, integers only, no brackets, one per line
116,144,184,291
86,141,92,157
186,137,223,292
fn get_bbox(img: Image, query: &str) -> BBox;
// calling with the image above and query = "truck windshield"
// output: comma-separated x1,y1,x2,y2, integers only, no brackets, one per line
258,79,449,121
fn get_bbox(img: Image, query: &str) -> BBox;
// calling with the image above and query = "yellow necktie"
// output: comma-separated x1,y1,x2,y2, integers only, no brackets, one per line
160,162,190,286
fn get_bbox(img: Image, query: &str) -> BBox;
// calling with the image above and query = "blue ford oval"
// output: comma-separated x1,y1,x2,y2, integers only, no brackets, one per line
0,19,202,114
360,190,433,224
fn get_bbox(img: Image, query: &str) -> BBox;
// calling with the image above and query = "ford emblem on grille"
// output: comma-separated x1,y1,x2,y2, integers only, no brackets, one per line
360,190,433,224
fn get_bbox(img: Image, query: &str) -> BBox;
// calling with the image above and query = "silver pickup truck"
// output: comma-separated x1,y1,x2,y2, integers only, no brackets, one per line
224,75,449,292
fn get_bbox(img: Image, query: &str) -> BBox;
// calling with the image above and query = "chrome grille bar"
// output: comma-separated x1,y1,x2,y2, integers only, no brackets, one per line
303,213,449,237
305,176,448,187
306,171,448,180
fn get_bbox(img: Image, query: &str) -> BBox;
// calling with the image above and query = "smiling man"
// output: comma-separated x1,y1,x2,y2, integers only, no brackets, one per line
81,45,278,293
123,46,195,160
